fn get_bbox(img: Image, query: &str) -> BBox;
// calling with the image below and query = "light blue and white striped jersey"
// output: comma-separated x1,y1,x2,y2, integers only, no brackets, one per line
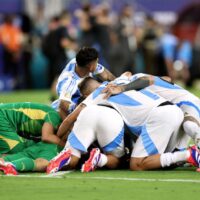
52,58,105,110
83,82,166,136
130,73,200,117
131,73,200,103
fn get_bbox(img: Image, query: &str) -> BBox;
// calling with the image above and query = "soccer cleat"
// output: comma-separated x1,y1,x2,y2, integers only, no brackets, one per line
46,149,71,174
187,145,200,171
0,162,18,176
81,148,101,172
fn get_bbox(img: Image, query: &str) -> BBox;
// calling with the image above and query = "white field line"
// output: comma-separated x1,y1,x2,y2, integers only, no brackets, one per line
0,171,73,178
65,176,200,183
1,172,200,183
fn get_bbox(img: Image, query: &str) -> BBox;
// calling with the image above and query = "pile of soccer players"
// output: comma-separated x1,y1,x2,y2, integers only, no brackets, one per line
1,47,200,175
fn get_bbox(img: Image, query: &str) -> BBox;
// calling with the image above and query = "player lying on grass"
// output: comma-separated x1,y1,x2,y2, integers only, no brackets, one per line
46,104,125,174
101,73,200,149
0,102,64,155
52,47,115,120
0,141,63,175
47,77,200,173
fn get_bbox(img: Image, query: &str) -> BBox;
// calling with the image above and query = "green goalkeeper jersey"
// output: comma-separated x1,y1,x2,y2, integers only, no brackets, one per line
0,102,61,141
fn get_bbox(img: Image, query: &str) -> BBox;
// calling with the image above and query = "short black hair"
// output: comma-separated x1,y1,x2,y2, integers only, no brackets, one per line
76,47,98,67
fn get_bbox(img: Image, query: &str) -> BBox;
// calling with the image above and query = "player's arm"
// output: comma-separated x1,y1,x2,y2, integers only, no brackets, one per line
58,100,71,120
96,68,116,81
120,76,154,91
57,103,86,138
102,75,154,99
41,123,66,147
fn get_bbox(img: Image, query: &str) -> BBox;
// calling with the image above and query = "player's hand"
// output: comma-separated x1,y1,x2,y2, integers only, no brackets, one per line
120,71,132,78
102,84,124,99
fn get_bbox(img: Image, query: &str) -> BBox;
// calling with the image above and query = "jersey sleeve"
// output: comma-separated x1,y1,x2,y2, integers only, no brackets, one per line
44,111,62,130
92,63,105,75
111,75,131,85
130,73,147,81
56,72,77,103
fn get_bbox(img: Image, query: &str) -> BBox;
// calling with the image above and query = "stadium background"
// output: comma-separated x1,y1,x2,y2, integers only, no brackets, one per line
0,1,200,200
0,0,200,92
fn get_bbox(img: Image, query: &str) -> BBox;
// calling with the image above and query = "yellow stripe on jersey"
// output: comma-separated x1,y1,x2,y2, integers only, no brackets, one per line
13,108,46,120
0,135,20,149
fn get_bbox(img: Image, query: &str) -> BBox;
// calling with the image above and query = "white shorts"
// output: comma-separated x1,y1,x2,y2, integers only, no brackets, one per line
131,104,184,158
67,105,125,158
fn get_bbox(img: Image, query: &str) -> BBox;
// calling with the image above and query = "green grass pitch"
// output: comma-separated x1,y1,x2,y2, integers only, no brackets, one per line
1,169,200,200
0,88,200,200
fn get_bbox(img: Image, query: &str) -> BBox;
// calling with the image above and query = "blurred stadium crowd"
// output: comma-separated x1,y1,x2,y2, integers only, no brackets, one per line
0,0,200,90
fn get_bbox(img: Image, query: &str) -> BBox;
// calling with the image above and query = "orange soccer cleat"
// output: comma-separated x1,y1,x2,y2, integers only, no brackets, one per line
46,149,71,174
81,148,101,172
0,161,18,176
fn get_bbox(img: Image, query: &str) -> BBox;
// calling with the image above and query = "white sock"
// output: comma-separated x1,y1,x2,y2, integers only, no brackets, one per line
160,151,190,167
64,141,81,158
183,121,200,140
97,153,108,167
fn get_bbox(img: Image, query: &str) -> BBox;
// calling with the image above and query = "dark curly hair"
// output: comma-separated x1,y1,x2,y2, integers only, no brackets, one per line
76,47,98,67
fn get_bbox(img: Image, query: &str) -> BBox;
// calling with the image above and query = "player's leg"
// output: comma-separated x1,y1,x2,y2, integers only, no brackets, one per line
82,106,125,172
130,147,200,171
63,105,100,168
182,115,200,148
23,142,63,172
177,101,200,148
130,105,200,171
159,106,200,169
0,151,34,175
5,157,35,172
47,105,100,173
130,104,184,170
1,142,64,174
33,158,49,172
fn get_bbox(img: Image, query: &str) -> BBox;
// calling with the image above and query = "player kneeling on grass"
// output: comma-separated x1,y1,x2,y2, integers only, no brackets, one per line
101,74,200,171
0,141,63,175
46,105,125,174
51,76,200,172
49,75,200,173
